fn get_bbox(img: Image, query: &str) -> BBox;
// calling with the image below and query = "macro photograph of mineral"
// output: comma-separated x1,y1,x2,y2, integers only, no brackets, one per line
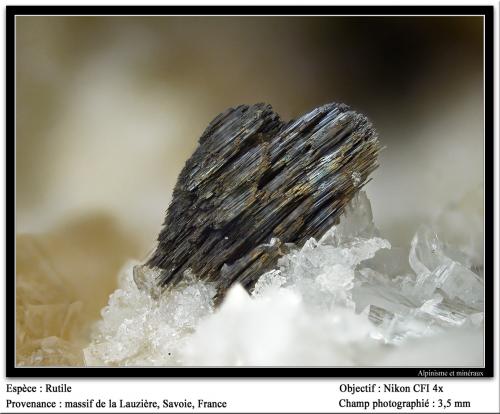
15,15,485,368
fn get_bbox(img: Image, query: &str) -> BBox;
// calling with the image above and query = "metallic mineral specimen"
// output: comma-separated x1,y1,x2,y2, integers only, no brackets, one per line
135,103,381,300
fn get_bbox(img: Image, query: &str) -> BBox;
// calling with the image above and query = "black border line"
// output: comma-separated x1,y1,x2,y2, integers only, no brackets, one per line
5,5,495,378
3,5,495,15
483,3,494,380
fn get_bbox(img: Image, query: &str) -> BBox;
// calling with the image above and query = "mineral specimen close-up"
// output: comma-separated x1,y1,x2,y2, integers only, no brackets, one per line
84,102,483,367
14,15,486,371
134,103,381,299
84,190,484,366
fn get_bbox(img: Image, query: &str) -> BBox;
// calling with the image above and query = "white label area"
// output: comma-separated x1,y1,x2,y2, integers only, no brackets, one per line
1,379,500,413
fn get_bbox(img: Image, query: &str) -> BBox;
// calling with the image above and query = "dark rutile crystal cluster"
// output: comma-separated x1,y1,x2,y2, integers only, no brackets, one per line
137,103,381,300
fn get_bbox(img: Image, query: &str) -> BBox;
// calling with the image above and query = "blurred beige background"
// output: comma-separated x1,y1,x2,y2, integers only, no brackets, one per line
15,16,484,365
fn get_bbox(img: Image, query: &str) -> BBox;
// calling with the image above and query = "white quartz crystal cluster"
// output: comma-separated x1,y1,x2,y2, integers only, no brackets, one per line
84,191,484,366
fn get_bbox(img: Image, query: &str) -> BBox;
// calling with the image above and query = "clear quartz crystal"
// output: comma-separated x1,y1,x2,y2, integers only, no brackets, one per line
85,190,484,365
84,264,216,366
354,225,484,343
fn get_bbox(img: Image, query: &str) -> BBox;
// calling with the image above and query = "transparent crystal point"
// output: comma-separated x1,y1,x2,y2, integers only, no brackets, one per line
86,191,483,365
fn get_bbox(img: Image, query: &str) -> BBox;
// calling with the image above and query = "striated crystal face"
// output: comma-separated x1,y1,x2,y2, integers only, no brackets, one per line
144,103,382,298
85,191,484,366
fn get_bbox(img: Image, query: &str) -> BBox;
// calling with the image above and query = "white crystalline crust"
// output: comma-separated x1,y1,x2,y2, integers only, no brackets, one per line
84,191,484,367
